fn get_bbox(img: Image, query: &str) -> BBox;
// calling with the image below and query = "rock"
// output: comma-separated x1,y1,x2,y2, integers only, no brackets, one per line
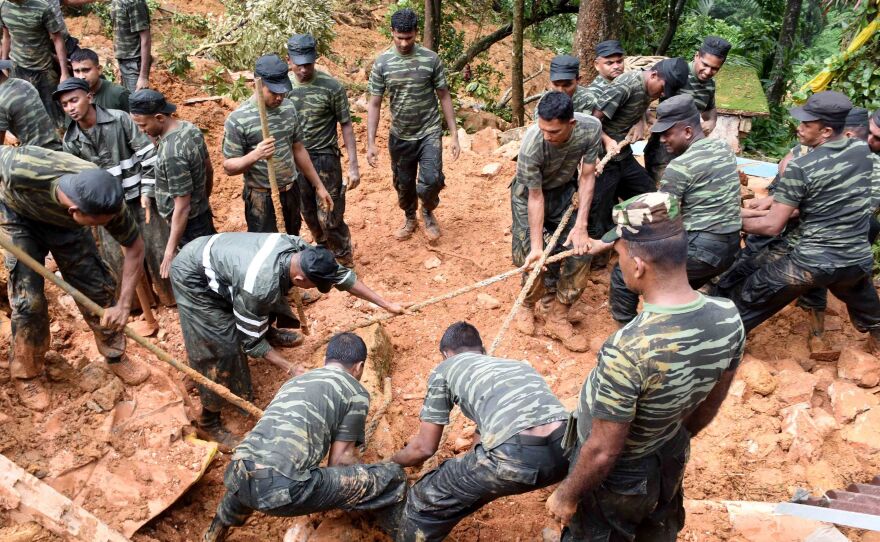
841,406,880,452
453,436,472,452
494,140,521,161
726,501,826,541
471,127,500,154
475,293,501,310
282,520,314,542
353,93,368,112
837,347,880,388
500,126,528,145
812,367,836,393
45,350,75,382
728,380,747,402
780,403,828,461
828,381,879,423
804,525,849,542
458,109,508,133
480,162,503,177
311,516,359,542
738,355,777,396
77,362,111,393
589,336,606,354
424,255,442,269
542,527,559,542
432,273,447,283
775,369,818,406
91,378,124,411
456,127,471,152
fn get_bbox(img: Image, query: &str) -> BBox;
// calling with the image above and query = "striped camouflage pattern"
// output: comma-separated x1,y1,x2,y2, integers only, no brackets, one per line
287,70,351,154
420,352,567,450
774,137,874,270
576,294,744,459
0,145,139,246
677,61,715,112
571,85,597,114
870,153,880,211
62,106,156,202
0,77,61,150
0,0,64,70
111,0,150,59
150,120,211,220
595,70,651,142
659,137,741,233
516,114,603,191
234,366,370,481
586,74,613,96
368,44,447,141
223,97,301,189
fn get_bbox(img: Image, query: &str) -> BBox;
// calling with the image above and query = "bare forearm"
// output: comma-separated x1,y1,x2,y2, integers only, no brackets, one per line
293,144,323,190
348,280,395,312
118,238,145,310
139,31,151,79
527,191,545,253
1,28,10,59
341,122,359,167
574,168,596,230
742,215,782,236
263,347,295,372
391,440,435,467
556,444,618,501
223,152,261,176
52,34,68,78
165,200,191,255
204,159,214,197
685,371,735,436
367,98,381,147
438,91,457,134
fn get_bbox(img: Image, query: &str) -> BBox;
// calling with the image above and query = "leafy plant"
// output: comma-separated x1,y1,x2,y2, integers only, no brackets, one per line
201,67,251,101
159,26,196,77
742,102,798,160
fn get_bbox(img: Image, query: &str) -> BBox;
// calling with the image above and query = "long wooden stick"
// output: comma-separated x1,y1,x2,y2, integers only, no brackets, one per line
254,78,310,336
0,233,264,419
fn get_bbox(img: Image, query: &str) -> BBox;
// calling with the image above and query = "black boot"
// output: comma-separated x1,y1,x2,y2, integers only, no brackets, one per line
203,515,230,542
196,410,239,452
267,327,304,348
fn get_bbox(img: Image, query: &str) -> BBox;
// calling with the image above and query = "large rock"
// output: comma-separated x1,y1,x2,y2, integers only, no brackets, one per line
456,127,472,153
459,109,509,133
500,125,528,145
775,369,819,406
780,403,834,462
481,162,503,177
725,500,827,541
828,381,879,423
494,140,521,161
841,407,880,452
471,127,500,154
738,355,777,396
837,347,880,388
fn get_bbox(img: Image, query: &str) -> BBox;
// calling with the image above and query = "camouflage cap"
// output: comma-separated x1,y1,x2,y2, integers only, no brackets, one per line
601,192,684,243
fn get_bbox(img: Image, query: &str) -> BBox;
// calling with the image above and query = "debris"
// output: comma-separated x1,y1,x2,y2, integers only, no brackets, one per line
738,355,777,396
91,378,124,411
494,140,520,161
424,256,442,269
841,407,880,452
45,350,74,382
183,96,223,105
77,362,112,393
433,273,447,283
828,381,879,423
456,128,472,152
471,127,500,154
775,369,818,406
836,347,880,388
476,293,501,310
481,162,503,177
781,403,832,461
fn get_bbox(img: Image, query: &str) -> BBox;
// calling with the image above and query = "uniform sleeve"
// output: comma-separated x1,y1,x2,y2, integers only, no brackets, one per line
432,55,448,90
288,107,302,145
582,122,602,164
124,0,150,33
222,117,246,159
419,368,453,425
335,391,369,444
333,84,352,125
232,291,273,358
597,82,629,122
368,58,386,97
42,3,64,35
587,345,642,423
772,160,807,209
126,115,157,194
658,159,689,200
0,108,9,132
331,265,357,292
516,131,545,190
728,320,746,371
104,204,140,247
163,144,195,198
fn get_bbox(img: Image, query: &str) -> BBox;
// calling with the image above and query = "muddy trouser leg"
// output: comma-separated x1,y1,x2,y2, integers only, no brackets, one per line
116,57,141,92
415,132,445,212
242,185,301,234
824,266,880,333
179,210,217,247
587,162,623,242
11,65,63,129
298,152,353,264
616,153,657,200
714,236,788,299
510,180,547,308
643,133,671,183
388,134,420,218
550,184,592,305
135,198,176,305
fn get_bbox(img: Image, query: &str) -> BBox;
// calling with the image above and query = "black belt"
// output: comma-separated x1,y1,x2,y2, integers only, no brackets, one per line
508,423,566,446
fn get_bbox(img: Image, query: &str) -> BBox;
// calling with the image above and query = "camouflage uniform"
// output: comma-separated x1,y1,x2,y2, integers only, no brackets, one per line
62,105,173,305
223,97,302,235
511,115,602,306
148,119,215,246
369,45,448,218
610,137,742,322
0,146,139,381
110,0,149,91
397,353,569,542
565,293,745,541
584,74,612,109
0,76,61,149
92,78,130,112
288,70,354,265
169,232,356,411
571,85,597,114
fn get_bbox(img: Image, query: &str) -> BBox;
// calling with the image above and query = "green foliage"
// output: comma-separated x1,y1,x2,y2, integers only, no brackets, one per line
666,14,742,59
159,26,195,77
379,0,424,40
201,67,251,101
742,102,798,160
85,0,160,36
873,235,880,277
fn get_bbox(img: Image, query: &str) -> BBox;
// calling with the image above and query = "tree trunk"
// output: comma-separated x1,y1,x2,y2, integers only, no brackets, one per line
766,0,803,105
573,0,615,82
655,0,686,55
511,0,525,126
423,0,441,52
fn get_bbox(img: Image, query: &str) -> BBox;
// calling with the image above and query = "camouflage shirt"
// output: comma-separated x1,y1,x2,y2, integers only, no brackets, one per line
0,77,61,150
0,145,139,246
0,0,64,71
62,106,156,202
595,69,651,144
659,137,741,234
571,85,597,114
234,365,369,481
577,294,744,459
223,97,301,189
774,137,875,270
287,70,351,154
111,0,149,60
150,120,211,221
516,114,603,191
677,61,715,112
585,74,613,110
368,44,447,141
420,352,567,450
92,78,130,112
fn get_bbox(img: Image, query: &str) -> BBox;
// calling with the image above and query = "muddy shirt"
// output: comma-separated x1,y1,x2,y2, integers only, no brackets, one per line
576,294,744,459
595,69,651,144
368,44,447,141
659,137,741,234
0,145,139,246
420,352,567,450
111,0,149,60
774,137,874,270
92,78,130,112
516,115,603,191
234,366,369,481
0,77,61,149
151,120,210,220
287,70,351,154
223,97,301,188
0,0,64,71
677,61,715,112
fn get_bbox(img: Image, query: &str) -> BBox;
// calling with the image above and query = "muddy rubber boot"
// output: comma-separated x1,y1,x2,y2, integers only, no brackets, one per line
807,309,838,361
394,216,418,240
107,355,150,386
422,208,441,242
203,516,230,542
566,299,591,324
14,376,49,411
267,327,304,348
197,410,239,452
515,306,536,336
539,299,590,352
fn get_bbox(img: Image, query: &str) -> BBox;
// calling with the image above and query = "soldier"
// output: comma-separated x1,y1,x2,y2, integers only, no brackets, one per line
0,145,151,410
390,322,569,542
546,192,745,541
511,91,601,352
608,95,741,325
70,48,129,112
169,232,405,446
111,0,150,91
869,109,879,153
0,59,61,149
287,33,358,267
202,332,407,542
56,78,173,309
367,7,460,242
223,54,333,238
586,39,625,97
645,36,732,181
547,55,595,114
129,89,216,275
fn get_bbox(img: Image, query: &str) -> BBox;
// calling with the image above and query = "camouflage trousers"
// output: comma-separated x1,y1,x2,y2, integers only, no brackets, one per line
243,183,302,235
11,65,63,130
562,428,690,542
297,151,353,266
214,459,407,527
0,201,125,380
388,132,445,218
587,153,656,242
642,133,671,183
116,57,141,92
511,180,592,306
396,427,568,542
609,230,740,323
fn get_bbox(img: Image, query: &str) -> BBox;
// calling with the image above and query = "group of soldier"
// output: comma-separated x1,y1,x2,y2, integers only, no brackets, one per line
2,3,880,542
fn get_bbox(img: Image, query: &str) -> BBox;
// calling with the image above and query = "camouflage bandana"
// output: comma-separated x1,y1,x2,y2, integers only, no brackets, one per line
601,192,684,243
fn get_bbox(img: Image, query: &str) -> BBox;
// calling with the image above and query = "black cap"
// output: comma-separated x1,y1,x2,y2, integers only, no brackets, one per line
299,246,340,293
255,54,292,94
53,77,90,101
651,94,701,133
58,169,124,216
549,55,580,81
129,89,177,115
700,36,732,60
845,107,869,128
595,40,625,58
653,57,689,98
790,91,852,124
287,34,317,65
0,59,12,71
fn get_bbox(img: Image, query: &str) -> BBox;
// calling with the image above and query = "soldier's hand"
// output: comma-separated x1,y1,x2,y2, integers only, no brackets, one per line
450,137,461,161
385,301,408,315
141,194,151,224
546,487,577,526
317,187,334,213
136,76,149,91
523,248,545,271
564,228,593,255
254,137,277,160
740,207,769,219
366,145,378,168
347,163,361,190
160,249,175,279
101,304,130,331
588,239,613,255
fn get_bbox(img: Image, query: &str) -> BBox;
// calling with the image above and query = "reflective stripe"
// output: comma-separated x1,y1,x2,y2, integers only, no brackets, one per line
135,144,154,156
233,307,269,327
122,174,141,188
141,156,157,167
236,324,264,338
119,156,137,169
141,178,156,185
202,234,221,293
243,233,282,294
106,165,122,176
338,269,353,287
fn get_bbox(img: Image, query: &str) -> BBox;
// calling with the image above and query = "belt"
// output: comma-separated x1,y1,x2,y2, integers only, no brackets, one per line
692,230,740,241
248,183,295,193
509,424,566,446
